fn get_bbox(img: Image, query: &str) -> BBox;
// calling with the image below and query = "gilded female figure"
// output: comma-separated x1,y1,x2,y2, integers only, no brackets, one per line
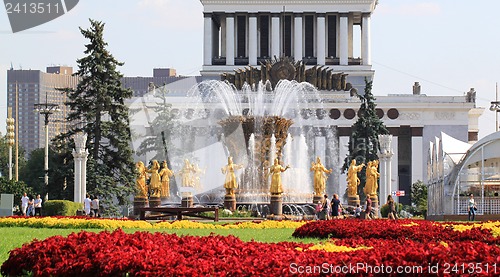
221,156,243,196
147,160,162,197
364,160,380,197
268,158,290,195
159,161,174,198
135,161,148,197
310,157,332,196
347,159,364,197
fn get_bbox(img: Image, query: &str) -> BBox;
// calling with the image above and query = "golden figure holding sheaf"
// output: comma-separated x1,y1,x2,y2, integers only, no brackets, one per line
347,159,365,197
364,160,380,197
180,159,196,188
221,156,244,196
159,160,174,198
310,157,332,196
192,163,205,192
135,161,148,197
147,160,162,197
267,158,290,195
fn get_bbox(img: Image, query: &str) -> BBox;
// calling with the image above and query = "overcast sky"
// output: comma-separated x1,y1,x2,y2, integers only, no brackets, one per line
1,0,499,139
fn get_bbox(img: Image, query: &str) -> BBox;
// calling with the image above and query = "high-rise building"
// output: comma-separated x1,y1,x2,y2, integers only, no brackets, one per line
7,66,78,156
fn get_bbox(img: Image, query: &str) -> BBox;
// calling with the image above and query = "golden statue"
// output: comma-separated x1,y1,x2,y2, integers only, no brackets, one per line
159,161,174,198
221,156,243,196
310,157,332,196
364,160,380,197
135,161,148,197
180,159,196,187
192,163,205,192
347,159,365,197
267,158,290,195
147,160,162,197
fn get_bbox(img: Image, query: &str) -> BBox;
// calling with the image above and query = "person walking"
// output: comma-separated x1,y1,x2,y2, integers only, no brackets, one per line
322,194,331,220
84,194,92,216
33,194,43,216
91,195,100,217
387,195,398,220
21,193,29,216
331,194,341,219
468,194,476,221
365,197,372,219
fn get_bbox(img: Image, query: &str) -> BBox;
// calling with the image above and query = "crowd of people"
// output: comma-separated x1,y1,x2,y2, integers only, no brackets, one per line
315,193,399,220
20,192,100,217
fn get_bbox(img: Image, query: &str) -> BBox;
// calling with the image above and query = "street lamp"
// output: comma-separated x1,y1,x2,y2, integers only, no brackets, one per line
34,102,60,200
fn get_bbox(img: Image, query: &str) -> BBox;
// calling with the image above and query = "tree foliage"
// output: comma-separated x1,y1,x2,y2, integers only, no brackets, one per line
0,177,34,207
342,80,389,198
54,19,135,216
134,84,182,196
411,180,428,216
20,148,73,200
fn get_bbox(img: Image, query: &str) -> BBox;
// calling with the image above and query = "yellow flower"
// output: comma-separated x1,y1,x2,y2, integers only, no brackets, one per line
296,242,372,253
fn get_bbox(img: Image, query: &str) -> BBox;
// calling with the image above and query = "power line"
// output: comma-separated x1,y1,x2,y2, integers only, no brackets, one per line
372,60,495,103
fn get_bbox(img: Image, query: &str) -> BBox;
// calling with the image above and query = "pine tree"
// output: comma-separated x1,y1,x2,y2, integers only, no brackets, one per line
54,19,135,216
134,83,181,196
342,80,389,198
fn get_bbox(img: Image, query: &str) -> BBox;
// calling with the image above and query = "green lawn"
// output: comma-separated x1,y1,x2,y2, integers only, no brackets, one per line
0,227,321,268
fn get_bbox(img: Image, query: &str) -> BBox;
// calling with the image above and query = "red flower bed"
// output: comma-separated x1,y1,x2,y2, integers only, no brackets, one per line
292,219,500,244
3,224,500,276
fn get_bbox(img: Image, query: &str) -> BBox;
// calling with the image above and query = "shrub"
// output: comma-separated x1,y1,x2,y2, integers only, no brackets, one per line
380,202,403,218
43,200,82,216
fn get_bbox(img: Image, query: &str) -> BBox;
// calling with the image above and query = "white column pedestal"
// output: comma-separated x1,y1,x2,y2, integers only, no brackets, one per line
248,15,258,65
203,13,213,66
339,15,348,65
317,15,326,65
294,15,303,61
378,135,394,207
271,15,280,58
361,14,371,66
226,15,235,65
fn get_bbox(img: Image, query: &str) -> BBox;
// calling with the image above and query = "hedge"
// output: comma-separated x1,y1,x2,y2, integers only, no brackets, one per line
43,200,82,216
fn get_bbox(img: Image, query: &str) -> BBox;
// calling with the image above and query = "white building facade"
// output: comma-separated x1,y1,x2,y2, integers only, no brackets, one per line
200,0,376,92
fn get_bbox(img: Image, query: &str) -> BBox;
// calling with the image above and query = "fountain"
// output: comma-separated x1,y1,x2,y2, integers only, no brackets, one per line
188,75,325,206
132,58,349,216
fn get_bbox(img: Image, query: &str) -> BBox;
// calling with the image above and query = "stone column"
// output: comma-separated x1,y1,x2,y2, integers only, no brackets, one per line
72,151,81,203
271,14,280,58
73,132,88,203
339,14,349,65
316,14,326,65
203,13,213,66
294,14,303,61
411,136,423,183
361,13,371,65
378,134,393,207
248,14,258,65
226,14,235,65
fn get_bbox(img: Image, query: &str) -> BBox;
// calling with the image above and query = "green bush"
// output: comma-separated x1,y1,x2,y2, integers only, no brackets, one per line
43,200,82,216
380,202,403,218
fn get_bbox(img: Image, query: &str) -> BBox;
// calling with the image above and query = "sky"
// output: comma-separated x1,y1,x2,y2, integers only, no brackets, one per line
1,0,499,139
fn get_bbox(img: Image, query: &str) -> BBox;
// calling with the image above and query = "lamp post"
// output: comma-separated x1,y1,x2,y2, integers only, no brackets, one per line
6,115,15,180
34,102,60,200
490,83,500,132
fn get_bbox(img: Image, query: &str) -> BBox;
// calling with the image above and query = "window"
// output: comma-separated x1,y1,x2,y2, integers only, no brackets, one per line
304,15,314,57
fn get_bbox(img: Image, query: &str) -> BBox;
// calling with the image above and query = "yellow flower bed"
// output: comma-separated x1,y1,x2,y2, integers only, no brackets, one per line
441,221,500,237
296,241,372,253
0,217,154,229
0,217,307,230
